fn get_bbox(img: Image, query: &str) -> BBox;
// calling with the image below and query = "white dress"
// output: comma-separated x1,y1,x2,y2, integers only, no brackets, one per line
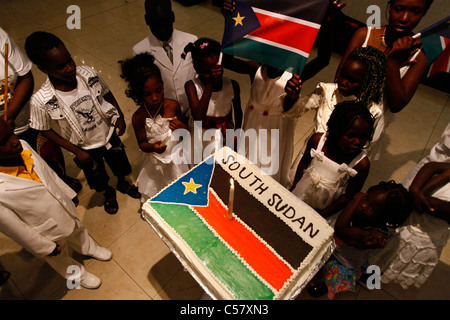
287,82,384,162
369,122,450,289
292,133,367,210
191,76,235,156
136,115,189,203
238,66,298,187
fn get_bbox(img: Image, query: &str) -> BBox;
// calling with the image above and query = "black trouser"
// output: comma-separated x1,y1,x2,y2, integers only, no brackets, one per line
74,133,132,192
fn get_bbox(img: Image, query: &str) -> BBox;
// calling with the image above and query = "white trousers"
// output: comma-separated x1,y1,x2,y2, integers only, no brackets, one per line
44,219,96,281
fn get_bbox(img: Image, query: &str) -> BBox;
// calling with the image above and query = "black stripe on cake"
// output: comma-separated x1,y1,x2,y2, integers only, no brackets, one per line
210,164,313,269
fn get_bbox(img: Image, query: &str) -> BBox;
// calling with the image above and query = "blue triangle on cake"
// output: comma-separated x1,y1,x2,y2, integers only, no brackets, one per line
149,157,215,206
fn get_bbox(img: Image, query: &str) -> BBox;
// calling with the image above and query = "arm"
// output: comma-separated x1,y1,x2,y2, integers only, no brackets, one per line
409,162,450,220
384,38,428,113
5,71,34,128
290,133,320,190
103,91,126,136
0,205,57,258
319,156,370,218
334,193,387,249
231,80,242,129
40,129,91,165
283,74,301,112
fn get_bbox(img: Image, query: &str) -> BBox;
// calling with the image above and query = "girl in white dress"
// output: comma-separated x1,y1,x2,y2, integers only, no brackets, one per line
120,53,189,203
183,38,242,157
287,46,386,161
291,101,374,219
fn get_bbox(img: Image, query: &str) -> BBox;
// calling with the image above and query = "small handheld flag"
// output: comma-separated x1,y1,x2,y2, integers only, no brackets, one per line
221,0,329,76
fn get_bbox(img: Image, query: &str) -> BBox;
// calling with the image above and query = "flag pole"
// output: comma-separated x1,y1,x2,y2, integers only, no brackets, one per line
3,42,8,121
413,16,450,39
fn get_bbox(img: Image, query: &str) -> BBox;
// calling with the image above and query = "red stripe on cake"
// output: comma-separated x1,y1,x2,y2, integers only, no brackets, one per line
193,191,293,291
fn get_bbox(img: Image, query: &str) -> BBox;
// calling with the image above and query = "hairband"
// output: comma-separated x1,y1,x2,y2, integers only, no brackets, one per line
199,42,209,49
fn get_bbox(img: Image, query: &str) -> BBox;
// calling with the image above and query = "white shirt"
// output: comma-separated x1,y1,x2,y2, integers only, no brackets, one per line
0,27,33,135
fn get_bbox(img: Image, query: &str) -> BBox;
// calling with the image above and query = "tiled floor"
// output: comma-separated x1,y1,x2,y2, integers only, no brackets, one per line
0,0,449,300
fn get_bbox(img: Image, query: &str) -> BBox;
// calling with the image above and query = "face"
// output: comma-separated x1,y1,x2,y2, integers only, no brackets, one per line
353,188,388,227
337,59,366,97
0,120,23,160
146,8,174,42
338,117,372,155
388,0,428,35
196,54,219,82
41,44,77,84
142,76,164,108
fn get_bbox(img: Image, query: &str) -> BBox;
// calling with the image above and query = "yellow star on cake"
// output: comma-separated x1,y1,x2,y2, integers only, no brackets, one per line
182,178,202,195
233,12,245,26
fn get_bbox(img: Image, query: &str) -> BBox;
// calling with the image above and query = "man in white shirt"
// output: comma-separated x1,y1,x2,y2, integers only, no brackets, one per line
133,0,197,118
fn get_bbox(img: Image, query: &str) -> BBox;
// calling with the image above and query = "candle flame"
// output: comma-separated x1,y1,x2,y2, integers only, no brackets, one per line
230,178,234,186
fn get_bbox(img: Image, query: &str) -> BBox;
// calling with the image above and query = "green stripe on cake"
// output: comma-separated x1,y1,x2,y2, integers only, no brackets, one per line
150,202,275,300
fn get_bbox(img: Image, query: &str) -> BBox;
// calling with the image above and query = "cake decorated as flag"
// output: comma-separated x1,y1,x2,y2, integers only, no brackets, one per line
142,147,334,300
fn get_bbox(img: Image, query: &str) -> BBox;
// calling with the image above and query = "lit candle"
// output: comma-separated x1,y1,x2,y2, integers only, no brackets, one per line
218,52,223,65
228,178,234,220
162,129,172,146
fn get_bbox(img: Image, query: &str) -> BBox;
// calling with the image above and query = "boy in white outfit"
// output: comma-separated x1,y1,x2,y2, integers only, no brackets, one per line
133,0,197,118
0,118,111,289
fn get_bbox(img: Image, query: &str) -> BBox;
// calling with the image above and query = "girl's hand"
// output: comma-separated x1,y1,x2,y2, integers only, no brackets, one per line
153,141,167,154
169,118,187,131
363,229,387,248
386,36,417,63
115,117,126,136
411,189,435,214
285,74,302,100
211,65,224,90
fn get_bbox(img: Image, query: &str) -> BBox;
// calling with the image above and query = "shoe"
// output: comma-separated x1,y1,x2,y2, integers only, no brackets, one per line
104,188,118,214
80,272,102,289
90,246,112,261
117,180,141,199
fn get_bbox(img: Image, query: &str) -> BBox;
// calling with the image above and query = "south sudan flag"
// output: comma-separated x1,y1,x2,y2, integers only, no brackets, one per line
147,151,323,300
221,0,329,75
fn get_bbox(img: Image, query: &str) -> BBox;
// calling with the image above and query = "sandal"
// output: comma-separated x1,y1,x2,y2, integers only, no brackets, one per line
104,188,118,214
0,270,10,286
117,181,141,199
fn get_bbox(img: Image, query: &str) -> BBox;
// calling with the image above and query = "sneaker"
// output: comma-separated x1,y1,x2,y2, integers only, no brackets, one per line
90,246,112,261
80,272,102,289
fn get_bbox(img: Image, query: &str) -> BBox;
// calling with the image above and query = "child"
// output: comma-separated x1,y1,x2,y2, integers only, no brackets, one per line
133,0,198,119
0,118,112,289
120,52,190,203
291,101,374,218
183,38,242,155
309,180,413,299
288,46,387,161
25,31,140,215
370,123,450,289
220,0,301,187
337,0,433,114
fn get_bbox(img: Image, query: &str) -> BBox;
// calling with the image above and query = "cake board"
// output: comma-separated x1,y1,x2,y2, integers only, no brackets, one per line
142,147,335,300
